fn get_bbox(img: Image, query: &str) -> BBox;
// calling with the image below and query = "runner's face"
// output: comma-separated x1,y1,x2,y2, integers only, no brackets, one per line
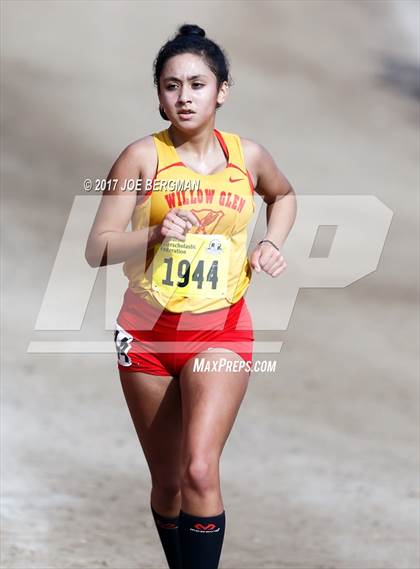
159,53,227,127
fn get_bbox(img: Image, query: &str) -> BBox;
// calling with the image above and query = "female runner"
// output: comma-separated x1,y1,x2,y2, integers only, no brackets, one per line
85,24,296,569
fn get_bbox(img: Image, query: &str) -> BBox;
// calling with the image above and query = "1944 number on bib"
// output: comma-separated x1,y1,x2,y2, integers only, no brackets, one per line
152,234,230,298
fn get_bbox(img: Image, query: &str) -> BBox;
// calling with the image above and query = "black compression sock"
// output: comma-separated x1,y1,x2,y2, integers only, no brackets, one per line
151,504,182,569
179,509,226,569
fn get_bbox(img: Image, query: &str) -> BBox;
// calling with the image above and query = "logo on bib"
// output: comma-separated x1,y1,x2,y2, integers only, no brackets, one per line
207,238,223,253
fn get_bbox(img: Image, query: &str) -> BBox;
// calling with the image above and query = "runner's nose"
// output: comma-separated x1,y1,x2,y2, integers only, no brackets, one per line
178,84,192,104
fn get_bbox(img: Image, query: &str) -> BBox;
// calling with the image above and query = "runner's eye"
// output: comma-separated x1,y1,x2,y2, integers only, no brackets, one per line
192,82,204,88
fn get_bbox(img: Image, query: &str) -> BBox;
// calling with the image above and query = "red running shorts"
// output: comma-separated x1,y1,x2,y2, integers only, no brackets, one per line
114,287,254,377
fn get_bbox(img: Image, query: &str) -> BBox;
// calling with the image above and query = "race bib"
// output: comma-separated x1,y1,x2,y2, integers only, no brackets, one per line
152,234,230,299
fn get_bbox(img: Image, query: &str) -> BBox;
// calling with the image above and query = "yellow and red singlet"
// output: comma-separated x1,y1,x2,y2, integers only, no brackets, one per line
123,128,256,313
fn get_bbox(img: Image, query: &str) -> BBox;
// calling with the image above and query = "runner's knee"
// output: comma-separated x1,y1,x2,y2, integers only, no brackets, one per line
181,457,219,494
151,475,181,499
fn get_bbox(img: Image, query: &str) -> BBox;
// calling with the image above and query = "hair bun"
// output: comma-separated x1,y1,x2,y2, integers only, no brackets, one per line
178,24,205,38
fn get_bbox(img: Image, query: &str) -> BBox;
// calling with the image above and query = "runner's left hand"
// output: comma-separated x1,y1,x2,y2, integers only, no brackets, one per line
249,242,287,277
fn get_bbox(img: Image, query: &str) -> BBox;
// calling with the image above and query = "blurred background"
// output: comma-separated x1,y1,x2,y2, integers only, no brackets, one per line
1,1,419,568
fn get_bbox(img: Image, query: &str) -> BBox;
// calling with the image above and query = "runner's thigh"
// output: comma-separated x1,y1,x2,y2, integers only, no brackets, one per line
179,350,250,460
119,370,183,479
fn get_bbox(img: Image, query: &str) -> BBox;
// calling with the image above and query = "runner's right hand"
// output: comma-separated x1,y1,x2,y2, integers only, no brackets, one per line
158,208,200,242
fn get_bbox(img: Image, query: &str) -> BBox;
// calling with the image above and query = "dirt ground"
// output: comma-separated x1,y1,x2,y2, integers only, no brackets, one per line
1,1,419,568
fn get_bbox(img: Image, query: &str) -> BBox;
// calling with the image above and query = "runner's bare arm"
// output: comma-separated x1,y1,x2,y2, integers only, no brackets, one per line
242,138,297,250
85,138,161,268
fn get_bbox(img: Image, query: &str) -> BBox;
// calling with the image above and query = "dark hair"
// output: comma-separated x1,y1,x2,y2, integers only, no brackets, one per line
153,24,233,120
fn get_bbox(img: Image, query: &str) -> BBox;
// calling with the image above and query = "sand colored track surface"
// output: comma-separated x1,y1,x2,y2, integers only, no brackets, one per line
2,1,419,568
